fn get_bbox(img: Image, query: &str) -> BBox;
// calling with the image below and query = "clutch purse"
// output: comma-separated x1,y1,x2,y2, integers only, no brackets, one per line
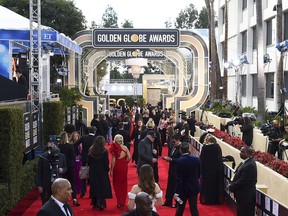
79,165,89,179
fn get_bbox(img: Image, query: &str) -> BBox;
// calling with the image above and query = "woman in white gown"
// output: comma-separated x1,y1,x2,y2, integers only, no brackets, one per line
127,164,163,212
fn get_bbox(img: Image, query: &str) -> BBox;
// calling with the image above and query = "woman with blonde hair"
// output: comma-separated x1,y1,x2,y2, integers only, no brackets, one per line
110,134,131,209
88,135,112,210
127,164,163,212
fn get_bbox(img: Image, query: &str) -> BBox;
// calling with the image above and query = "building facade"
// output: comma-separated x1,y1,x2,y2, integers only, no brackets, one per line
217,0,288,112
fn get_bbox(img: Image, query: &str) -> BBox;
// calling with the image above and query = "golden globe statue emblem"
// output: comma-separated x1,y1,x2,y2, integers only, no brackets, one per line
130,34,139,42
132,51,138,57
132,49,140,57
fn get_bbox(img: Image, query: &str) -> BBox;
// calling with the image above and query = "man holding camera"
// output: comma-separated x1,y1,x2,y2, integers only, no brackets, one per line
267,120,283,159
37,141,67,205
240,117,254,146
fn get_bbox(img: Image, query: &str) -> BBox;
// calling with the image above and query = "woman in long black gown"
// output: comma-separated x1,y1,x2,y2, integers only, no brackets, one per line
88,135,112,210
200,135,224,204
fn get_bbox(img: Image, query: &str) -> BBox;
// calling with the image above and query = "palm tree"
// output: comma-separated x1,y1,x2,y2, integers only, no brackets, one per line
275,0,284,117
256,0,265,123
205,0,222,101
223,0,228,100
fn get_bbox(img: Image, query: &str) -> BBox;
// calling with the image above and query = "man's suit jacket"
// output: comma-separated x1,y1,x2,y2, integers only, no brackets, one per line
37,152,67,193
168,144,181,176
175,154,201,197
229,157,257,203
74,134,95,164
36,198,74,216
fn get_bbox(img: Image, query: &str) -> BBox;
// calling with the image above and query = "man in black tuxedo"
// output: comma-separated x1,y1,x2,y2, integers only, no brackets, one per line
74,126,97,197
162,134,182,208
37,178,74,216
228,146,257,216
174,142,200,216
115,121,131,150
37,143,67,205
90,114,104,137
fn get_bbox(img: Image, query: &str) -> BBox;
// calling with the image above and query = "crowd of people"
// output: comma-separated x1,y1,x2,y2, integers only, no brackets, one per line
36,102,258,216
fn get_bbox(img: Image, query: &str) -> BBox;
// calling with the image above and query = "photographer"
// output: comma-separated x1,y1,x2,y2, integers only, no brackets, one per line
240,117,254,146
267,120,283,159
37,141,67,205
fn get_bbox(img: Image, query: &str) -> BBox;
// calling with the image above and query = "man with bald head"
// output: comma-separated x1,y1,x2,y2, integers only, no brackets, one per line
228,146,257,216
37,178,74,216
122,192,159,216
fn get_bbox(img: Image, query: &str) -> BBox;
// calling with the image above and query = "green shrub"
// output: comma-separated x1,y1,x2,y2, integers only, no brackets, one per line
0,108,24,214
0,183,10,215
20,158,39,197
43,101,64,145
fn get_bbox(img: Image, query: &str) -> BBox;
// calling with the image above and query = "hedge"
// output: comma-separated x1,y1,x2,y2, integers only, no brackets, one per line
0,108,24,215
43,101,64,145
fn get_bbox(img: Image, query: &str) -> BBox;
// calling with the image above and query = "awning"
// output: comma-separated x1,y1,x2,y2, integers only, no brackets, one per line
0,6,82,54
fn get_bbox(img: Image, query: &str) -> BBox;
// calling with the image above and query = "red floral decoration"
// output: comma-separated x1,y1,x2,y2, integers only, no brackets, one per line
277,162,288,178
224,136,245,150
212,128,229,140
209,128,288,178
253,151,276,165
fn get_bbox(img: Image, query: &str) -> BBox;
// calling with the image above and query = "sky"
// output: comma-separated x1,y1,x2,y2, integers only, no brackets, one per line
73,0,206,28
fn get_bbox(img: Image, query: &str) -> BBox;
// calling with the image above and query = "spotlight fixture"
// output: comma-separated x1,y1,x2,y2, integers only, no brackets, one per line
263,54,272,64
276,40,288,52
239,54,249,64
56,65,69,76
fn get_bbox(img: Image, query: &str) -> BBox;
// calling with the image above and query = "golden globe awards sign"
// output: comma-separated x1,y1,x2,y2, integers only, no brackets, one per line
92,29,180,48
106,48,166,60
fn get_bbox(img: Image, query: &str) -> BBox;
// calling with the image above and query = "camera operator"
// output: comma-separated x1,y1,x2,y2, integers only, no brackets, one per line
37,141,67,205
267,120,283,159
239,117,254,146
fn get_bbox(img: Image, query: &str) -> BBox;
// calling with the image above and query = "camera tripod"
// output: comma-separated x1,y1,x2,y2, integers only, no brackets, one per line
279,140,288,161
276,103,288,123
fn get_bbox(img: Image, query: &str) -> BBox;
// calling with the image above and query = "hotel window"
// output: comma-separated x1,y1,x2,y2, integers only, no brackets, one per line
266,19,273,46
242,30,247,53
241,75,246,97
284,71,288,99
252,27,257,50
252,74,258,96
221,42,224,60
222,7,225,24
284,12,288,40
266,73,274,98
242,0,247,10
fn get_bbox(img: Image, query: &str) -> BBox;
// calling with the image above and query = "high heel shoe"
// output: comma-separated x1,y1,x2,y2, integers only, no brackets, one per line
73,200,80,206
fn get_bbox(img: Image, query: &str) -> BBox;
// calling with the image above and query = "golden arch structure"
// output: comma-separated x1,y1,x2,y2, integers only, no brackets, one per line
70,29,209,124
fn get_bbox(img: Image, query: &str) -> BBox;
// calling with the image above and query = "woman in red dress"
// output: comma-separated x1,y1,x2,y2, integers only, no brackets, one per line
110,134,131,209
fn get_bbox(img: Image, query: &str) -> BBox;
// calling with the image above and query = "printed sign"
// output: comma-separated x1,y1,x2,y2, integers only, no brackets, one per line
106,48,166,60
93,29,179,48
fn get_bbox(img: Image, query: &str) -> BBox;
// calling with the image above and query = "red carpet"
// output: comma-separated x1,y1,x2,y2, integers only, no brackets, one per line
8,145,234,216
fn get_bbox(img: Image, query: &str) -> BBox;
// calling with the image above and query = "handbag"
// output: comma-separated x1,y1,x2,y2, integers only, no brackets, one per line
79,165,89,179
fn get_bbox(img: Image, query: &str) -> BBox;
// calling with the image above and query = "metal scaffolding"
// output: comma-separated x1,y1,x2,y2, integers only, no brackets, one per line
29,0,43,147
29,0,42,113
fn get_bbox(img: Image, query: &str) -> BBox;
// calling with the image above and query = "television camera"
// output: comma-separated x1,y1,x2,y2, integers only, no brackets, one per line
47,146,60,182
260,123,273,136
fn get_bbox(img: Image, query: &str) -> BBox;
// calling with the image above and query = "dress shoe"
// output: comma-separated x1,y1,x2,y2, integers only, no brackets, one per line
73,200,80,206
